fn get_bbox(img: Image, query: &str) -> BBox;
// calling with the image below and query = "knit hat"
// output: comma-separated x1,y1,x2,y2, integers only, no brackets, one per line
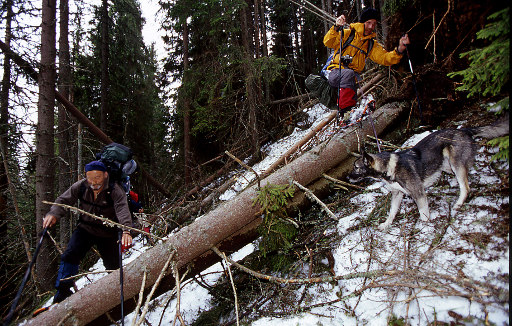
360,8,379,23
85,160,107,172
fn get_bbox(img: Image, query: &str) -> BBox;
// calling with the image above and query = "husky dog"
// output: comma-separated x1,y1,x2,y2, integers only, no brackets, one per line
348,114,509,231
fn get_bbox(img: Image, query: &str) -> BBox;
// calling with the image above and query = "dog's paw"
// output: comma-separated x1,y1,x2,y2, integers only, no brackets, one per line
377,222,391,232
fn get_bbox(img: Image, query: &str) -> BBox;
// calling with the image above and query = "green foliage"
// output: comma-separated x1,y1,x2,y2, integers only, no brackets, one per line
487,136,509,161
448,8,509,99
72,0,170,173
448,8,509,162
253,184,297,264
382,0,412,16
388,315,407,326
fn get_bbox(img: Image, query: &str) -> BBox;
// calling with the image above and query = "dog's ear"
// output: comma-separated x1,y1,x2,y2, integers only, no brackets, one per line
362,151,374,167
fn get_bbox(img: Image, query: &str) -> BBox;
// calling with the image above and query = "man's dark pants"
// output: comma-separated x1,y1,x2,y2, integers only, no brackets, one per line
54,226,119,303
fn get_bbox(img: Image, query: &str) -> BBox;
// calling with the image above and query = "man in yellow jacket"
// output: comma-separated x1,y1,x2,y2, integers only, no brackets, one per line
324,8,410,122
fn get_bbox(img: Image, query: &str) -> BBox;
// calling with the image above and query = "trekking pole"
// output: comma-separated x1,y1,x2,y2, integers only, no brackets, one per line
336,22,349,125
3,227,48,326
405,44,423,124
118,230,125,326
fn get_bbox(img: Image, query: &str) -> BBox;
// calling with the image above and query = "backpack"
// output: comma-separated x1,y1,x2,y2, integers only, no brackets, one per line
321,29,374,76
95,143,137,193
90,143,142,236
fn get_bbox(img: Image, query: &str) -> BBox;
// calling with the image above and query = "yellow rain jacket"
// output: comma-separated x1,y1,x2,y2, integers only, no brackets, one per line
323,22,403,73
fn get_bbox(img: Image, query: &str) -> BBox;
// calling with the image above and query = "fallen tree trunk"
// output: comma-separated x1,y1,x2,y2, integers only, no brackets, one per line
25,102,407,326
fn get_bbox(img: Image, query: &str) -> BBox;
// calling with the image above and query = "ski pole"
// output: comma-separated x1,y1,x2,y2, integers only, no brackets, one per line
118,230,125,326
405,44,423,123
3,227,48,326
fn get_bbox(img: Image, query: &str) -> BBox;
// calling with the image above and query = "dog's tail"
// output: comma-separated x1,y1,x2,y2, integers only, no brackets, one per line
468,112,509,139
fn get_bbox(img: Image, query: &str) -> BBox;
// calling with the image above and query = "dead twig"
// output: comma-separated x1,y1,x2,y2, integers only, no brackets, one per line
130,268,148,326
425,0,452,49
322,173,365,191
134,248,176,326
220,250,240,326
42,201,164,240
293,180,338,220
59,270,115,281
171,264,186,326
211,246,394,284
225,150,261,189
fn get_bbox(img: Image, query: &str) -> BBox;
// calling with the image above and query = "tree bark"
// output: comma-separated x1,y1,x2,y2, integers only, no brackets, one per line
58,0,73,247
100,0,110,132
0,0,13,265
35,0,58,292
25,102,407,325
183,21,191,186
241,5,259,156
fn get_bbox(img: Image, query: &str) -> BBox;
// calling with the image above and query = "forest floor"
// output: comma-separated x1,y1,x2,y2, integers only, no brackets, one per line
110,99,508,326
42,95,508,326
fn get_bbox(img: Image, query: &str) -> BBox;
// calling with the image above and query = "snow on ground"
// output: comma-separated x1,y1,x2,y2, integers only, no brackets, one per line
220,96,374,201
59,101,507,326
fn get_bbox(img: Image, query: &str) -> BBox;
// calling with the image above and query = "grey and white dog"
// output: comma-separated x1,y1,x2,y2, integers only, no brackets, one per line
348,114,509,231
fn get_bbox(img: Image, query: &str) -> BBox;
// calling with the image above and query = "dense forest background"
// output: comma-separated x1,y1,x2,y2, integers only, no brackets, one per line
0,0,508,322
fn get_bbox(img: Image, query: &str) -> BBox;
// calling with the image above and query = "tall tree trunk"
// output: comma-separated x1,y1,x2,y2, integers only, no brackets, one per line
58,0,73,247
378,0,389,42
253,0,261,59
0,0,13,286
35,0,58,292
183,21,191,186
259,0,270,103
100,0,110,132
241,5,259,156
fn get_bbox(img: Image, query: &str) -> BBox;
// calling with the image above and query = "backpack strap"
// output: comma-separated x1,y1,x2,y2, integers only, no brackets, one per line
367,38,374,56
325,29,355,71
346,37,375,58
340,29,356,54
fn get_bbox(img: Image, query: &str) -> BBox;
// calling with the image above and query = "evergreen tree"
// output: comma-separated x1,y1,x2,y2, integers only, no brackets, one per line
448,8,509,160
73,0,170,190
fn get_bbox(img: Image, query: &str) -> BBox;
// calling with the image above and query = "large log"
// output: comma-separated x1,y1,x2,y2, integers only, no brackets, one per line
25,102,407,325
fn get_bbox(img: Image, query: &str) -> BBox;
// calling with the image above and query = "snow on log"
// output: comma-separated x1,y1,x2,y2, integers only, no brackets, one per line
25,102,407,325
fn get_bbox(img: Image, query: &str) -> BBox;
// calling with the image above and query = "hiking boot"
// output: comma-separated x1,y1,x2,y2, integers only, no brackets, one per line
367,100,376,111
337,107,353,129
339,119,350,129
53,287,73,304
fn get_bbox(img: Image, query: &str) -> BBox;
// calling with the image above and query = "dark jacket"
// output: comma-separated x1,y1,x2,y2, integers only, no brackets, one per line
48,178,132,238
